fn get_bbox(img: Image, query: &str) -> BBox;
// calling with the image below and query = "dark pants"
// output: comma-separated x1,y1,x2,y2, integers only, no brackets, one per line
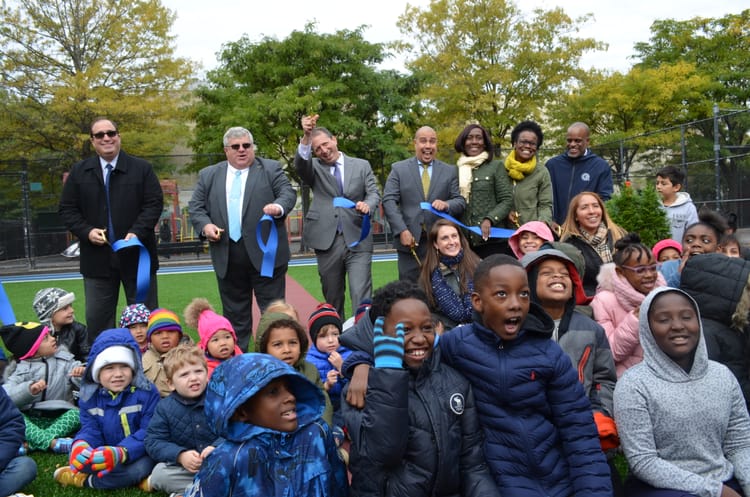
315,233,372,319
624,476,744,497
217,239,286,351
397,232,427,282
84,455,155,489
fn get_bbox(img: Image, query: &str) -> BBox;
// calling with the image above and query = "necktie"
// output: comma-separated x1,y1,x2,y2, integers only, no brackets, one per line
104,164,115,236
332,163,343,195
421,164,430,198
228,170,242,242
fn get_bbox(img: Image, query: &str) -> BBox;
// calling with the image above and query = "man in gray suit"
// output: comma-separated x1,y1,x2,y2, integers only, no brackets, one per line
295,115,381,318
188,127,296,350
383,126,466,281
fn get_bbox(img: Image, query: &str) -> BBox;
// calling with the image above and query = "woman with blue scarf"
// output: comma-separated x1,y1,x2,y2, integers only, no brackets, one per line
418,219,481,329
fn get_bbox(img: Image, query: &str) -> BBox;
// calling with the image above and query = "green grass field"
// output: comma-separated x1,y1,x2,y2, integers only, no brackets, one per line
1,260,397,496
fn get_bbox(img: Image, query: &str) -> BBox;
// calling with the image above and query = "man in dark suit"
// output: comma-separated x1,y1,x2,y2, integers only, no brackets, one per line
188,127,296,350
383,126,466,281
59,117,163,342
294,115,381,318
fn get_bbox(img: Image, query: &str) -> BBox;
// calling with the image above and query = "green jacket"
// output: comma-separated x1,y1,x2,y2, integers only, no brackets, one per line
505,162,553,228
463,159,513,246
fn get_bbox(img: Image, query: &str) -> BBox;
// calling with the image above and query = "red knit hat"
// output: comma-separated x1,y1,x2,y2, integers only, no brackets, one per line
652,239,682,261
308,303,342,343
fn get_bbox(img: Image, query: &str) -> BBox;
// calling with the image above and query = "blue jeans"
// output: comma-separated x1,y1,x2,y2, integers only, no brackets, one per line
625,476,745,497
0,456,37,496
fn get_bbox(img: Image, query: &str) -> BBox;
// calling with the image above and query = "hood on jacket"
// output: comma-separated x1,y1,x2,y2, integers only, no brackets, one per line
80,327,152,401
522,248,589,306
205,353,325,442
680,253,750,330
638,287,708,382
663,191,694,208
508,221,554,259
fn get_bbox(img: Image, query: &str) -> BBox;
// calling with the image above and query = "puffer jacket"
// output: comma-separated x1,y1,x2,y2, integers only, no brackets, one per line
306,344,351,418
439,304,612,497
3,348,82,410
145,390,222,464
680,253,750,406
342,346,498,497
185,353,348,497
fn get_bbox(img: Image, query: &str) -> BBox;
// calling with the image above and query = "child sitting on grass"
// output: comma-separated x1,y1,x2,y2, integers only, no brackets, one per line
32,287,89,362
144,308,185,397
54,328,159,490
1,321,84,454
0,387,37,496
184,298,242,377
184,353,348,497
145,344,221,496
119,304,151,353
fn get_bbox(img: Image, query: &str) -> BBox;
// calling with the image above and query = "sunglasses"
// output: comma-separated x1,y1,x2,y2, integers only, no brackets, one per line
228,143,252,151
91,130,118,139
620,263,660,275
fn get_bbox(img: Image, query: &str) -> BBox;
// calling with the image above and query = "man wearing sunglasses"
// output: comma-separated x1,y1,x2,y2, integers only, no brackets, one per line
59,117,163,343
188,126,296,351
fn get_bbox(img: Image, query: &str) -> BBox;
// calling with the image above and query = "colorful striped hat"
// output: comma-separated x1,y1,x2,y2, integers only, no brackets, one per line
147,308,182,339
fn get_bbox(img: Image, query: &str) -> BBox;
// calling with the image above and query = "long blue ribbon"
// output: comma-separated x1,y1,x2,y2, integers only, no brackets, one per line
420,202,516,239
333,197,371,247
111,238,151,303
256,214,278,278
0,279,16,325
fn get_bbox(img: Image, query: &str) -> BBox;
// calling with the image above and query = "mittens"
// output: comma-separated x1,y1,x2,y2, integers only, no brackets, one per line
89,445,127,477
373,317,404,369
69,440,92,473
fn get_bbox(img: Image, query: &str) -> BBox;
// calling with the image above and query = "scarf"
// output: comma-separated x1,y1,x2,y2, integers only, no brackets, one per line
504,150,537,181
430,250,474,324
457,151,489,200
579,223,613,263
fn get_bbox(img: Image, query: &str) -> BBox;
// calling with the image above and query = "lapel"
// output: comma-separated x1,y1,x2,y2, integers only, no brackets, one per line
409,158,424,200
216,163,229,224
243,159,260,217
340,153,349,196
315,157,340,196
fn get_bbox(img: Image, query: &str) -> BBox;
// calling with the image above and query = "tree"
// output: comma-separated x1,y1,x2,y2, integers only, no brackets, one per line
190,23,421,187
395,0,603,152
0,0,196,170
606,183,670,248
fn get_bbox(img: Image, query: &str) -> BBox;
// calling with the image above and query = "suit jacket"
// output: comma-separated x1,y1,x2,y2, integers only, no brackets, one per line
59,151,163,277
188,158,297,279
294,152,380,252
382,158,465,252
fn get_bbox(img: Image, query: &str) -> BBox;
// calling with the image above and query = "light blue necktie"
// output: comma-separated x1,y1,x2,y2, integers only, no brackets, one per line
228,170,242,242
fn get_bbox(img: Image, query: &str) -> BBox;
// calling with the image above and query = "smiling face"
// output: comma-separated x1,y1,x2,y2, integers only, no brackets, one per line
168,362,208,399
574,194,603,234
90,119,121,162
414,127,438,164
433,224,461,258
682,224,719,257
311,132,340,164
565,124,589,159
463,127,486,157
648,291,700,371
383,298,434,369
617,249,659,295
99,363,134,393
534,259,572,309
206,330,236,360
513,130,539,162
518,231,545,255
233,377,298,432
265,327,301,367
472,265,530,341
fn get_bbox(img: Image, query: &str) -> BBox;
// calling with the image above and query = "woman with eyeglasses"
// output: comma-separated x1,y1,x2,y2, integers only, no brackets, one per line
503,121,554,233
454,123,512,258
590,233,667,377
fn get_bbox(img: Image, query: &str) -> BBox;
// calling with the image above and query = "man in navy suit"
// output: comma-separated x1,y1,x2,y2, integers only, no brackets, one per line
59,117,163,342
188,127,296,350
294,115,381,318
383,126,466,281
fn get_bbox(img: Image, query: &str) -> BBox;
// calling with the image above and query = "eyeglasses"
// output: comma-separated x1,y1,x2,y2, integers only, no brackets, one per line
517,139,538,148
228,143,252,151
620,263,660,275
91,130,118,139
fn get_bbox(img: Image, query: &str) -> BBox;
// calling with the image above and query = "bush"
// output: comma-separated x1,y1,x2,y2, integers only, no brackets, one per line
606,183,671,247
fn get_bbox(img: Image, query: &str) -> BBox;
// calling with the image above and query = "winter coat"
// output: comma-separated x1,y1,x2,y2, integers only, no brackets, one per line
145,390,222,464
205,345,243,378
461,159,512,249
546,150,613,225
185,353,348,497
509,221,554,259
342,346,498,497
680,253,750,406
505,162,553,228
54,320,90,363
76,328,160,462
439,304,612,497
0,387,26,473
142,347,171,397
3,348,81,411
563,232,615,297
306,344,351,418
614,287,750,497
340,310,375,356
591,263,666,377
659,191,698,243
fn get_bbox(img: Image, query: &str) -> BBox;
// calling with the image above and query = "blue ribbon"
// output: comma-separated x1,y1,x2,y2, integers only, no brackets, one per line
420,202,516,239
333,197,371,247
256,214,278,278
0,279,16,325
111,238,151,304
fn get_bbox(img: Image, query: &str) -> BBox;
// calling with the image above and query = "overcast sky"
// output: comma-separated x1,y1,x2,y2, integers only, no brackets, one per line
160,0,746,75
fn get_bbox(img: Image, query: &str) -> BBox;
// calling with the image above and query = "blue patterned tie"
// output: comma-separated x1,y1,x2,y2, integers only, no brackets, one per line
228,170,242,242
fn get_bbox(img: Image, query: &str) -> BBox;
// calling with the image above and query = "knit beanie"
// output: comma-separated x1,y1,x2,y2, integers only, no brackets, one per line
652,239,682,261
91,345,136,382
0,322,50,360
119,304,151,328
198,309,236,351
308,303,342,343
32,287,75,324
354,299,372,324
147,308,183,340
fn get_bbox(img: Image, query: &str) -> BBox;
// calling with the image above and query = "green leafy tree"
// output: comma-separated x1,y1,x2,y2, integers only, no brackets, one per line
0,0,196,170
395,0,603,152
607,183,670,247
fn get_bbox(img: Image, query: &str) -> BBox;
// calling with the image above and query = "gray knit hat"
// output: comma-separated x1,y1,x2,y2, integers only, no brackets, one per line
33,288,75,323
